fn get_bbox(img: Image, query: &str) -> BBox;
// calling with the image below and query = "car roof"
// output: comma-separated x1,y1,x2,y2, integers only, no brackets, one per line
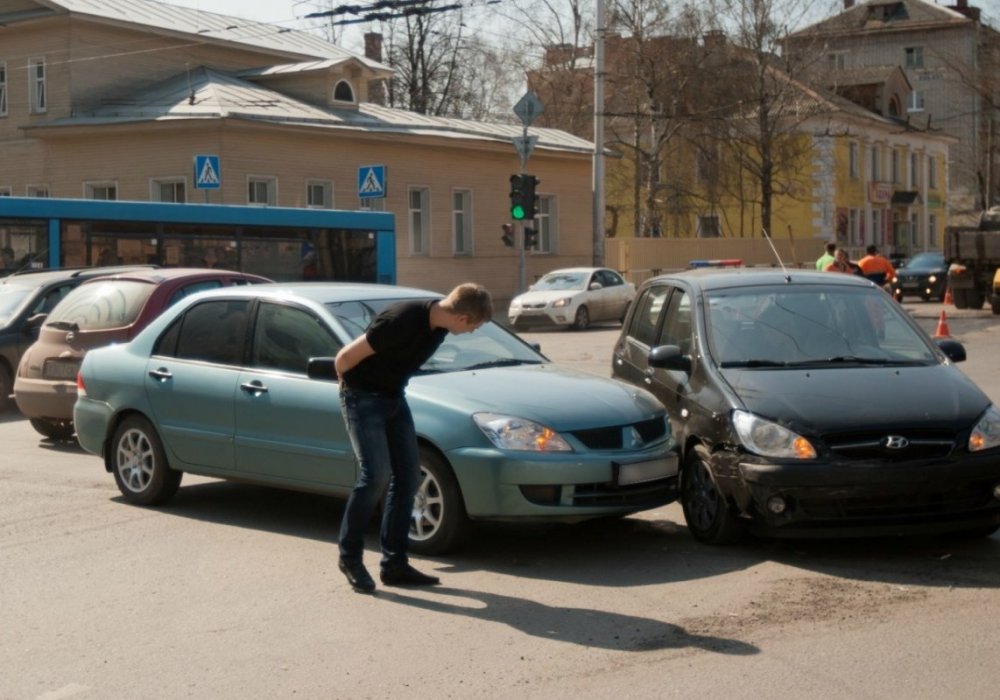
542,267,606,275
0,265,156,288
75,267,270,285
645,267,878,291
170,282,441,304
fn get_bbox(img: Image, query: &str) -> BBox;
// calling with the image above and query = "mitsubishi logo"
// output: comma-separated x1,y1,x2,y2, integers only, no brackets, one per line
883,435,909,450
626,427,644,449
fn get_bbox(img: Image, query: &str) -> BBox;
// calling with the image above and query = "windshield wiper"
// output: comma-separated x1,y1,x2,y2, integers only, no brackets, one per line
719,359,788,368
464,358,544,371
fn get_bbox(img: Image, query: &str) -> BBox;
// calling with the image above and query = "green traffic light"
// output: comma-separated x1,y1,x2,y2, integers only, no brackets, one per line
511,204,526,220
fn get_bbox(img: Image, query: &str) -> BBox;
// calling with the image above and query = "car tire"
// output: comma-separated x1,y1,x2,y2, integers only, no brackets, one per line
992,299,1000,316
407,446,470,556
29,417,75,440
953,288,969,309
0,363,12,412
571,305,590,331
680,446,743,545
110,415,182,506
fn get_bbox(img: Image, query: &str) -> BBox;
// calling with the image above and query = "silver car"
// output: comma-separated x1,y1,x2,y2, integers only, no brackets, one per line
508,267,635,330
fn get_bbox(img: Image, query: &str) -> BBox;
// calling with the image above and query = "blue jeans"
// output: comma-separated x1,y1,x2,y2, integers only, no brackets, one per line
338,388,420,570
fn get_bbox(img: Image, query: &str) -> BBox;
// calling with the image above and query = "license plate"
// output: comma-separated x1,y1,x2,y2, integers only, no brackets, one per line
901,281,918,288
43,359,80,381
615,456,678,486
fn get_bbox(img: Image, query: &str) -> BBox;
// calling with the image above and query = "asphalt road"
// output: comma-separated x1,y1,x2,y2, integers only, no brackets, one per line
1,301,999,700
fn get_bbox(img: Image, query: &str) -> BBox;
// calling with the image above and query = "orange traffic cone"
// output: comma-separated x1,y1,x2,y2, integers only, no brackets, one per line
944,286,953,305
933,310,951,338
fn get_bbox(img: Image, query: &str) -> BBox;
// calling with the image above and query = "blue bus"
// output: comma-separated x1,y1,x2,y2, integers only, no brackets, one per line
0,197,396,283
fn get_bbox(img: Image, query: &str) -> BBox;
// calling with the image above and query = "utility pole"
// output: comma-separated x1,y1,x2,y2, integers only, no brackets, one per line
592,0,606,266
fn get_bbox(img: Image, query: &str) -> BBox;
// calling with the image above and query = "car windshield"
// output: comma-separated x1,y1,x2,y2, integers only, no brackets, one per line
903,253,945,270
532,272,587,291
325,297,546,373
46,280,154,330
706,285,938,367
0,285,31,322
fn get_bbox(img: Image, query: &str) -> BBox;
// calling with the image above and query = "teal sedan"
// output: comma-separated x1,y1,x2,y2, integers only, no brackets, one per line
75,284,679,554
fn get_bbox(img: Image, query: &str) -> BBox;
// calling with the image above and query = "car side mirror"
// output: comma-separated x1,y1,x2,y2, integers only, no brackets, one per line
24,313,47,332
648,344,691,373
307,357,338,380
935,338,966,363
589,282,603,290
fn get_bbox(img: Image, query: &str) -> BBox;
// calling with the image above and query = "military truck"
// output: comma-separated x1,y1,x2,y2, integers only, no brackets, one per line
945,206,1000,313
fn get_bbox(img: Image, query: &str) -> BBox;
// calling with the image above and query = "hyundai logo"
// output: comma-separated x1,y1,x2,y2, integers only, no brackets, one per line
883,435,909,450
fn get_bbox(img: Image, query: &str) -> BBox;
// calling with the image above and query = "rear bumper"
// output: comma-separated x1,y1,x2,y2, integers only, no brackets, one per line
13,375,77,420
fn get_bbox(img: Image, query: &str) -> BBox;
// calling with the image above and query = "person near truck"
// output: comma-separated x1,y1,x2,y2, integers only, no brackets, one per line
815,241,837,271
858,245,896,288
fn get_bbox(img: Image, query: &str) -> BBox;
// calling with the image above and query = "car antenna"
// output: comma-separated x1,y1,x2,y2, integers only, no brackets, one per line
761,229,791,282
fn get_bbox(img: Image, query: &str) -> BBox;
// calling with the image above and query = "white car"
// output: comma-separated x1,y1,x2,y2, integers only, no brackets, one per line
508,267,635,330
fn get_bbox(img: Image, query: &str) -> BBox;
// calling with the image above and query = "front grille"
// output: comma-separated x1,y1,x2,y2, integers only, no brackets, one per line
519,478,677,507
571,417,667,450
825,429,955,462
797,481,996,520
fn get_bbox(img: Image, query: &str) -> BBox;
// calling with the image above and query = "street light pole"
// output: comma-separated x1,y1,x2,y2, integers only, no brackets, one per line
592,0,606,267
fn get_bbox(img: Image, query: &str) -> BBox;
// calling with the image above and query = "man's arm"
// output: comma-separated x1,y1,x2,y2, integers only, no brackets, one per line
335,335,376,378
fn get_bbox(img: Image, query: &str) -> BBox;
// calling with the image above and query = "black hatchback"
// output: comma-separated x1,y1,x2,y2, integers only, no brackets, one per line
890,251,948,302
612,268,1000,544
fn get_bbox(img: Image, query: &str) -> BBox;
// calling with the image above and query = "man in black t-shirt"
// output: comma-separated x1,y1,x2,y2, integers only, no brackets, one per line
334,283,493,593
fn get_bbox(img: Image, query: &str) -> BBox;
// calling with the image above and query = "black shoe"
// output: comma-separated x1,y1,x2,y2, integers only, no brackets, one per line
339,559,376,593
380,564,440,587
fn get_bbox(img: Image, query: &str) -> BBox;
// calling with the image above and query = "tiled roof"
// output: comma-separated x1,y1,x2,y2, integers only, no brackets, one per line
31,67,595,154
788,0,970,36
31,0,392,73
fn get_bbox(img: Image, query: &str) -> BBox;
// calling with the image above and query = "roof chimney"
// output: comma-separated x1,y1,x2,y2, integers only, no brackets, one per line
364,32,386,106
844,0,855,8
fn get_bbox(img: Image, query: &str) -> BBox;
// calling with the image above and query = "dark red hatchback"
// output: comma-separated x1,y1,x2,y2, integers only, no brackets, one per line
14,268,270,438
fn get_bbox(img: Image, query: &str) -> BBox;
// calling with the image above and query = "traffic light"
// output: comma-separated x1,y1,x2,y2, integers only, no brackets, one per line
522,174,539,220
524,227,539,250
501,223,514,247
509,174,540,221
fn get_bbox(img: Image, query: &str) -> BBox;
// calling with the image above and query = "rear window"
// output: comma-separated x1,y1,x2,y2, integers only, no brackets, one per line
46,280,154,330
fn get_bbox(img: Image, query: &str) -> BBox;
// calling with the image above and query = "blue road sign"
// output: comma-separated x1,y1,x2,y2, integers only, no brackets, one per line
358,165,386,199
194,155,221,190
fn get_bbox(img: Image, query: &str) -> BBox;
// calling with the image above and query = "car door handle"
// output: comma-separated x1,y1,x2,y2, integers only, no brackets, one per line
148,368,173,381
240,381,268,395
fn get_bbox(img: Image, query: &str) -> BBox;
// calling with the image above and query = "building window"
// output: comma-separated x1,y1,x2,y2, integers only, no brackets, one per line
870,144,881,181
306,180,332,208
248,176,276,206
908,90,925,112
929,213,938,248
408,187,429,255
910,152,920,188
904,46,924,69
152,179,186,202
0,62,7,117
0,187,11,196
849,141,858,179
849,208,860,246
535,196,556,253
928,157,937,189
333,80,355,103
26,185,48,197
828,52,846,70
910,212,919,248
871,209,882,246
28,58,46,113
452,189,472,255
891,149,900,184
696,215,721,237
84,182,117,200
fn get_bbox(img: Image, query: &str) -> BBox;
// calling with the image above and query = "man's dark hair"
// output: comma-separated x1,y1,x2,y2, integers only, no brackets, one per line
825,242,836,254
866,244,877,255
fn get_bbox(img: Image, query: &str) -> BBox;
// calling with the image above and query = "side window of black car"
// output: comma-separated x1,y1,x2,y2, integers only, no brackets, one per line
627,285,670,346
155,300,250,365
657,290,692,354
250,302,340,375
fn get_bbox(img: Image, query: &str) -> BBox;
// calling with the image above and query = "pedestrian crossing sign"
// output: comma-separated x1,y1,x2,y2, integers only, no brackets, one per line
194,155,221,190
358,165,386,199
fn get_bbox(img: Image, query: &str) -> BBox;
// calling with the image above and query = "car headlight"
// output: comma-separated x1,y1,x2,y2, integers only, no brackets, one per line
732,410,816,459
928,274,938,283
551,297,572,308
473,412,572,452
969,405,1000,452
